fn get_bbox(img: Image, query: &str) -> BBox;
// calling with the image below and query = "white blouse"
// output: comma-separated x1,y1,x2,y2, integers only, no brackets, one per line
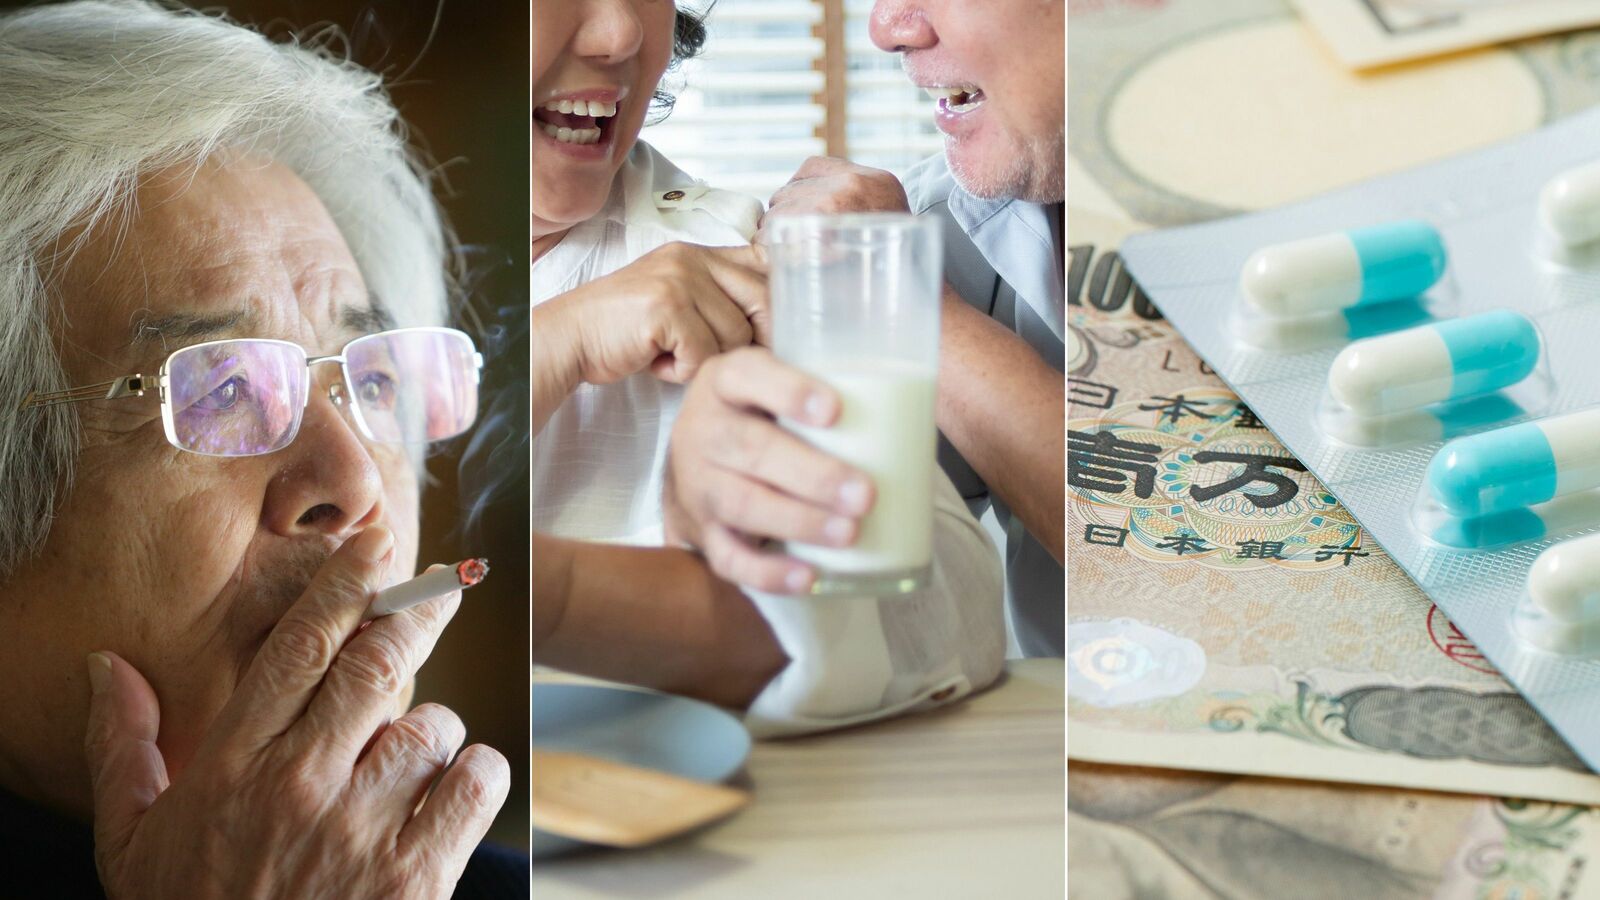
533,141,1006,737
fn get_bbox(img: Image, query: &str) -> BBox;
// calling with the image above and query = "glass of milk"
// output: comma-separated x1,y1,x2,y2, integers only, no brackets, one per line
767,213,942,595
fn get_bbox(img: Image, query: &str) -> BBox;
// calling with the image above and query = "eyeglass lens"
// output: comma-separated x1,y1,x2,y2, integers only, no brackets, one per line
344,329,479,445
166,340,307,456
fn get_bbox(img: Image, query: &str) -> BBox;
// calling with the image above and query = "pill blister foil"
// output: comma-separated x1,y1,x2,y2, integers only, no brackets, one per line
1119,106,1600,770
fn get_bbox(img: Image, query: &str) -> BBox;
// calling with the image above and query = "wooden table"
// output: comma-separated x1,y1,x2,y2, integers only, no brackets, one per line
531,659,1065,898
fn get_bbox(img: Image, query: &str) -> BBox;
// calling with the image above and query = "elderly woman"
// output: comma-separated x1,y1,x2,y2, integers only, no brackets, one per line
0,3,516,896
530,0,1005,734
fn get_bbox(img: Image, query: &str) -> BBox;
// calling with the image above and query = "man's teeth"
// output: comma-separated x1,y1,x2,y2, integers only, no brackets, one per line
542,99,618,117
924,86,985,112
540,122,603,144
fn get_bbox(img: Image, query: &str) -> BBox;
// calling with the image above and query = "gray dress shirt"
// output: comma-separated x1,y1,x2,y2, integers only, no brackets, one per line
904,152,1065,657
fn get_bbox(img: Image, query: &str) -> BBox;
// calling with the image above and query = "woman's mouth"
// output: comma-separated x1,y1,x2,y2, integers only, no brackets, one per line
534,98,620,148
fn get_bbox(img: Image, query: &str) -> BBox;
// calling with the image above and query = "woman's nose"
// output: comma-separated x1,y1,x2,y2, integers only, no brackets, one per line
260,370,386,539
574,0,645,65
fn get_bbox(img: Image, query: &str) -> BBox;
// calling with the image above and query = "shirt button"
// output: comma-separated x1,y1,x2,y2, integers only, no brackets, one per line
930,686,957,702
663,190,686,201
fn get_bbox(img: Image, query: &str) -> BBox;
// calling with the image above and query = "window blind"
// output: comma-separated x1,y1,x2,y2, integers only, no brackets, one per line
646,0,944,202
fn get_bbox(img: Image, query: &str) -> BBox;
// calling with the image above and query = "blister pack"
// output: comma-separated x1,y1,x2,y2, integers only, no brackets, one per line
1118,106,1600,770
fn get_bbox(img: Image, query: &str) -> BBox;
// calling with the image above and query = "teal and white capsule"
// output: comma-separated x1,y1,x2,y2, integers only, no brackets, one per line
1426,406,1600,519
1326,310,1540,417
1240,220,1447,317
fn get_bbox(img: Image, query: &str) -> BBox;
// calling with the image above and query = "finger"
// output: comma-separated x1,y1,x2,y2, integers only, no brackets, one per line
710,349,836,422
698,464,858,547
702,523,815,594
296,579,462,768
707,242,768,274
207,527,396,756
690,270,756,353
701,247,772,346
350,702,466,824
401,744,510,878
745,239,769,270
653,314,720,383
84,652,169,861
705,412,873,517
763,182,805,217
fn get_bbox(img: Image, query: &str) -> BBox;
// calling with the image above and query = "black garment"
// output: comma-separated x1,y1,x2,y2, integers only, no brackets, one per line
0,788,528,898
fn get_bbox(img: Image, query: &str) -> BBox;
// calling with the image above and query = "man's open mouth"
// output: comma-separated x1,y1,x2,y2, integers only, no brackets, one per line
925,85,986,114
534,98,620,146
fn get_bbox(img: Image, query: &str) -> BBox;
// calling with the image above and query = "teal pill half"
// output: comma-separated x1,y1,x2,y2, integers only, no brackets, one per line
1349,220,1447,305
1431,507,1548,549
1437,310,1540,401
1426,420,1558,518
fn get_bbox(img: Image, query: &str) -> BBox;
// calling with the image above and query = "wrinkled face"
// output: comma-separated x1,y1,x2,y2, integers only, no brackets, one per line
872,0,1065,203
0,157,421,814
531,0,677,244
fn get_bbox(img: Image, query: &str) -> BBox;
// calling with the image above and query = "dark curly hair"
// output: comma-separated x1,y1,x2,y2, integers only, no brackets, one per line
649,3,714,123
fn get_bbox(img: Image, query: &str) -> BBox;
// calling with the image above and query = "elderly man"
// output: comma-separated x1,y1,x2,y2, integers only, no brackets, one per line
664,0,1066,655
0,3,516,896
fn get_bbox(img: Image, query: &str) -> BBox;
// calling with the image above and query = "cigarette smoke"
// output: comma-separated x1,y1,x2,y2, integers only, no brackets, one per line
453,245,529,542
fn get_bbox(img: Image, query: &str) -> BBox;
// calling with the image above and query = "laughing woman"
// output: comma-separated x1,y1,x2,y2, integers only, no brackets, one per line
530,0,1005,735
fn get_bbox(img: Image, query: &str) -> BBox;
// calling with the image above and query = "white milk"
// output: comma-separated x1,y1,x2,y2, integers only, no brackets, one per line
785,359,937,578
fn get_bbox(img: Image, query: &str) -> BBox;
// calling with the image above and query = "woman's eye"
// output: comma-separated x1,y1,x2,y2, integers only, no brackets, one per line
356,371,398,408
194,374,246,411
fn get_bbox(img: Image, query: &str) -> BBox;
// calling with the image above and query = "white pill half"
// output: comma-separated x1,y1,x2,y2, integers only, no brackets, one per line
1241,234,1361,315
1328,322,1452,416
1540,160,1600,249
1528,532,1600,622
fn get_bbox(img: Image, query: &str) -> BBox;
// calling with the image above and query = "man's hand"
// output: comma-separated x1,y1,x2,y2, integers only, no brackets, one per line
756,157,911,244
535,241,769,387
85,527,509,899
663,348,874,594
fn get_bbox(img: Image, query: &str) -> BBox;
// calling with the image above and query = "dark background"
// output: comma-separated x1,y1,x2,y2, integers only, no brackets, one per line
2,0,531,847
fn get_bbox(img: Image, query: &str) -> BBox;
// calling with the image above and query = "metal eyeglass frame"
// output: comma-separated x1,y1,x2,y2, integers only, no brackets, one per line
17,326,484,456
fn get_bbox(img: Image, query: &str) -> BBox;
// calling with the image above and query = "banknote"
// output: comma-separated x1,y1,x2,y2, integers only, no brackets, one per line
1067,204,1600,804
1293,0,1600,70
1069,761,1600,899
1068,0,1600,227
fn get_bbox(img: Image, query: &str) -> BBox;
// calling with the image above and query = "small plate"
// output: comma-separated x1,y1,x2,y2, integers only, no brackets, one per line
531,683,752,859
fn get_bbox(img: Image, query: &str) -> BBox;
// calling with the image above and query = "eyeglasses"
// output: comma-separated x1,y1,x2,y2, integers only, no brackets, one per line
19,327,483,457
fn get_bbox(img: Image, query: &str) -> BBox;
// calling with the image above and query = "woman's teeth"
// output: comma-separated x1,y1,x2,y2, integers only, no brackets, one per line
540,122,603,144
925,86,986,114
542,99,618,117
536,98,618,144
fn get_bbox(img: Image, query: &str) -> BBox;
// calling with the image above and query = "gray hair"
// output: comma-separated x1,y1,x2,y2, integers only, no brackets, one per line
0,0,456,578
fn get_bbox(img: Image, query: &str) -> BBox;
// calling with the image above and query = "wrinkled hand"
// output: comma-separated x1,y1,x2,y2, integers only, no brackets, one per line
663,348,875,594
85,528,509,900
536,241,769,385
756,157,911,244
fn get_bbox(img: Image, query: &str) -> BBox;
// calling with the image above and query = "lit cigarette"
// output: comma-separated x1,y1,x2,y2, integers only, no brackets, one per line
365,558,489,619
